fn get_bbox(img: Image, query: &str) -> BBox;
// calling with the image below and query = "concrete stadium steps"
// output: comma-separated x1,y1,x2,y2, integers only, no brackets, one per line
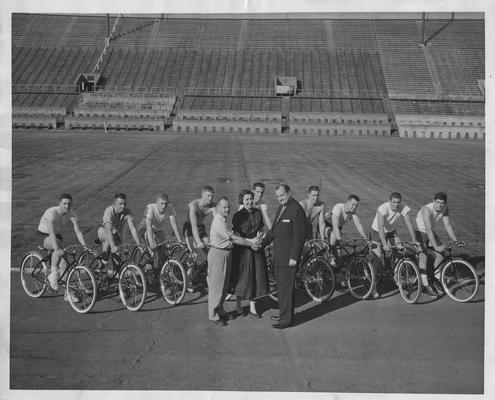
97,48,387,94
422,19,484,49
181,96,282,112
390,100,484,116
290,98,385,114
12,14,483,52
430,49,485,96
12,46,102,86
379,48,436,97
12,93,80,110
12,14,73,47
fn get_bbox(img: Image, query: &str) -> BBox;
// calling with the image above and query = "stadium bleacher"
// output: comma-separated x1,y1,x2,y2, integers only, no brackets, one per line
11,13,484,139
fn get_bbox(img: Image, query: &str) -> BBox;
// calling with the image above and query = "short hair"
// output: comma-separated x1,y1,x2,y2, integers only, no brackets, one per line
202,185,214,193
114,193,127,200
59,193,72,202
238,189,254,205
347,194,360,202
217,196,229,205
308,185,320,193
275,183,291,193
156,193,169,202
252,182,265,190
434,192,448,202
389,192,402,200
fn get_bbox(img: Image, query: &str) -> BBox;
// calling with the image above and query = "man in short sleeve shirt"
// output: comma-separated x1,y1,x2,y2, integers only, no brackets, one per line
369,192,418,298
415,192,459,296
138,193,182,249
37,193,87,292
97,193,142,275
325,194,367,246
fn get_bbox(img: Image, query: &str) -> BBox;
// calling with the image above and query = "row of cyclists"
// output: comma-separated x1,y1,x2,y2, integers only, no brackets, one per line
36,182,458,303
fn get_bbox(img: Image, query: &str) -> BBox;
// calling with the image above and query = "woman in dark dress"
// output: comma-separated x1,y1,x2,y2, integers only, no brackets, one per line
231,189,268,317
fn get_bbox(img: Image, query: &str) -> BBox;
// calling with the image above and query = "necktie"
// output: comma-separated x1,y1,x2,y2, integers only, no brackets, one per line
275,205,287,225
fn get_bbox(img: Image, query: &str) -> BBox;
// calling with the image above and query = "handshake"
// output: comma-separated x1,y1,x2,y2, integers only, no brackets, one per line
247,232,264,251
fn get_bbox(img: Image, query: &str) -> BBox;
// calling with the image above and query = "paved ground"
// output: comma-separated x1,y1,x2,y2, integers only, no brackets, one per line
6,131,487,396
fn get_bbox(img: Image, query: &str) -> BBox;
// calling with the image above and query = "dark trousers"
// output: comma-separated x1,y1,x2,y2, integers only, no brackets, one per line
275,265,296,325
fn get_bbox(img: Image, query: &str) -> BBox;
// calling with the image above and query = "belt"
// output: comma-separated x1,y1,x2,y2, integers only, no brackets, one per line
210,245,232,251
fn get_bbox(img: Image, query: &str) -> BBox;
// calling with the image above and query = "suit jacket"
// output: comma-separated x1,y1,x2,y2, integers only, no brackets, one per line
262,197,307,267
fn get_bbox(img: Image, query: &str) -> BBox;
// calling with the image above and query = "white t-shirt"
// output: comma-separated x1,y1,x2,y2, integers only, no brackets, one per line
371,202,411,233
138,203,177,232
416,202,449,233
102,205,133,235
38,206,78,234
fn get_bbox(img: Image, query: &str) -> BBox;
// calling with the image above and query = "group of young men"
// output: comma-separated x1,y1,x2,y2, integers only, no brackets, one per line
36,182,458,302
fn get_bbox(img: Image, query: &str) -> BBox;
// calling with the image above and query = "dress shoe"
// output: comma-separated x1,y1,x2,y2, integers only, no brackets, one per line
270,315,280,321
225,313,236,321
236,310,247,317
249,311,262,318
212,319,227,327
272,322,292,329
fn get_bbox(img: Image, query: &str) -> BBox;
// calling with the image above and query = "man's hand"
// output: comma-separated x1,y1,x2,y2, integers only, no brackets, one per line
260,204,267,211
251,243,260,251
110,245,119,254
288,258,297,267
54,249,64,258
150,241,158,250
434,244,446,253
383,243,391,252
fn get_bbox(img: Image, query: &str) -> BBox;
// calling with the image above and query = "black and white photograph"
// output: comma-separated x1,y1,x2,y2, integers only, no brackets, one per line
0,0,493,399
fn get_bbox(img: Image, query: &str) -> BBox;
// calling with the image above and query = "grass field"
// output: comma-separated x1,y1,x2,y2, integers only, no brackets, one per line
9,130,485,393
11,131,485,265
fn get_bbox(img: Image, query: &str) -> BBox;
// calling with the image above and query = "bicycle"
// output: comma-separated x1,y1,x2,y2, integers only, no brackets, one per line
267,239,335,303
325,238,376,300
84,243,147,311
364,240,422,304
428,241,479,302
171,241,234,301
20,244,97,314
131,239,187,305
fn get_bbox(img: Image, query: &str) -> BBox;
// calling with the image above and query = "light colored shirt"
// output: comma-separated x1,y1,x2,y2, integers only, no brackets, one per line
209,213,233,249
138,203,176,232
372,202,411,233
38,206,78,234
102,205,133,235
416,202,449,233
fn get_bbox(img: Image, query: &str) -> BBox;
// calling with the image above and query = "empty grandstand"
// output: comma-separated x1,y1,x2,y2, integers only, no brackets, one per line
11,12,485,139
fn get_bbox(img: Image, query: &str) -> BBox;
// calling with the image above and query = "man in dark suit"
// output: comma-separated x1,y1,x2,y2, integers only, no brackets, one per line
261,183,307,329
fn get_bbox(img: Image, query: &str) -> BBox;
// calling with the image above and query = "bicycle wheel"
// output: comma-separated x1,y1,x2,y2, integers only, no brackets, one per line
267,264,278,302
346,255,375,300
302,257,335,302
396,259,421,304
441,258,479,302
119,264,147,311
160,259,187,305
66,265,97,313
77,249,97,267
20,252,48,298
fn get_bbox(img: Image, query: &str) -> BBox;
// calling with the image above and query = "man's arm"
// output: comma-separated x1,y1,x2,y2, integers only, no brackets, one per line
127,217,142,247
376,213,390,250
332,209,343,241
169,215,182,242
353,215,367,239
260,204,272,230
72,220,87,247
318,205,326,240
403,214,417,243
188,202,203,247
145,216,156,249
442,216,458,242
421,208,444,251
